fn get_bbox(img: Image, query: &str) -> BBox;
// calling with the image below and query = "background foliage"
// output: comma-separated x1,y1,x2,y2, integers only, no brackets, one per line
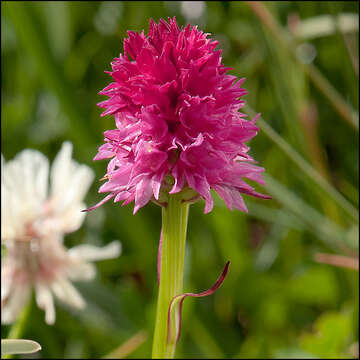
1,1,359,358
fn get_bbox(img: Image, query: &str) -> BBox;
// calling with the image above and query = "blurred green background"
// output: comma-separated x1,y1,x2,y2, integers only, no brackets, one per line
1,1,359,358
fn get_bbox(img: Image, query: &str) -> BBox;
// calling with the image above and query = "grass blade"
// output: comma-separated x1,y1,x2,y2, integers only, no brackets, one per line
264,174,357,252
246,1,359,130
245,105,358,222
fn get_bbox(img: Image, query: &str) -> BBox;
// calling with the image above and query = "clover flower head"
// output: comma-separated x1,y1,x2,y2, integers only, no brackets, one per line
1,143,121,325
93,17,269,214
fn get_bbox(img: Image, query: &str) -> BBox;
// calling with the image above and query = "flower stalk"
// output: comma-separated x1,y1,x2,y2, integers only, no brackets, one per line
3,301,32,359
6,301,32,341
152,194,189,358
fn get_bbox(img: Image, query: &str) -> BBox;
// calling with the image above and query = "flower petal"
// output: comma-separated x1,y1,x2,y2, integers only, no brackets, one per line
50,142,95,214
65,262,97,281
51,277,85,309
35,283,56,325
68,241,122,262
1,285,31,324
50,142,73,197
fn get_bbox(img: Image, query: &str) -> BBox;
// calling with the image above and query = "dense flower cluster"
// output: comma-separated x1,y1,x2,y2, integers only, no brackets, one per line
1,143,121,324
93,17,269,214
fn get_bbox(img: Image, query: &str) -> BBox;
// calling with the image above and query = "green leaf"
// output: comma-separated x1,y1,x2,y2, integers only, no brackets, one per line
264,174,357,251
1,339,41,356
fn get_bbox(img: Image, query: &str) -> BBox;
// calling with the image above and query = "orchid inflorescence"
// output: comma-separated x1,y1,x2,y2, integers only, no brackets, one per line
90,17,269,215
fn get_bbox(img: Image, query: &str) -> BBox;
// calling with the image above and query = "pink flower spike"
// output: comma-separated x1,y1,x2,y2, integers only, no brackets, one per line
167,261,230,345
92,17,269,214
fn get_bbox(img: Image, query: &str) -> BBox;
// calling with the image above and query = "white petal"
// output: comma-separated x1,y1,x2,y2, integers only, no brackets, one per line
2,160,28,222
14,149,49,207
37,201,87,236
66,262,97,281
53,164,94,213
1,285,31,324
49,142,94,215
50,141,73,196
1,278,12,303
51,277,85,309
3,150,48,222
35,283,56,325
56,202,87,234
50,280,67,304
1,188,16,240
68,163,95,203
68,241,122,262
2,156,22,191
1,260,15,301
1,182,24,240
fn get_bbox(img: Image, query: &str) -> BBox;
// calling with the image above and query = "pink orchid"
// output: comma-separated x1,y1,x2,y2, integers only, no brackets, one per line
91,17,269,214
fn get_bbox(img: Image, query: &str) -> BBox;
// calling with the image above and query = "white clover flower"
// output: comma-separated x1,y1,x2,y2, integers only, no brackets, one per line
1,142,121,325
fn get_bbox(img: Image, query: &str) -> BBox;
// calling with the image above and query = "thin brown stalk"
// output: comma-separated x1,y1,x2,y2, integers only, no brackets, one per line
102,331,148,359
315,253,359,270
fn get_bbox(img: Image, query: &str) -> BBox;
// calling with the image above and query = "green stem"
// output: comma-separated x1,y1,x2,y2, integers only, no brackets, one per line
4,300,32,359
152,194,189,359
